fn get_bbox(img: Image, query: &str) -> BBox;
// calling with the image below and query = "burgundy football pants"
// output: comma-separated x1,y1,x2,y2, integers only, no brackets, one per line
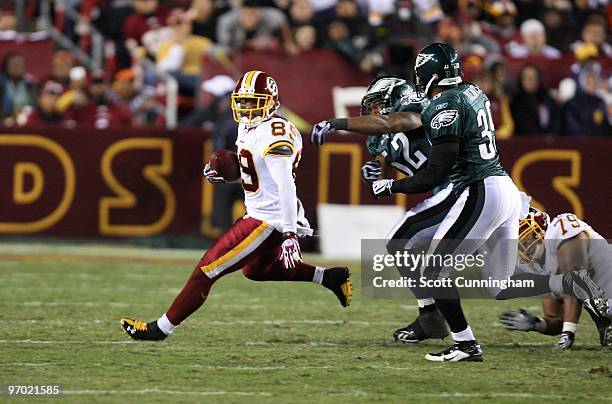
166,217,316,325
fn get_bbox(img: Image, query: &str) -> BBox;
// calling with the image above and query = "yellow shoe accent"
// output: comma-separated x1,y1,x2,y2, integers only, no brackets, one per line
341,278,353,307
120,318,147,332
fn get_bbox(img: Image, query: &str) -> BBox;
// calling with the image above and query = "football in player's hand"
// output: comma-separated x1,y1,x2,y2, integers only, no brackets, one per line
209,150,240,182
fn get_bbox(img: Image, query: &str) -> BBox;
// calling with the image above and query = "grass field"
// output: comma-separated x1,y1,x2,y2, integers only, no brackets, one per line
1,243,611,403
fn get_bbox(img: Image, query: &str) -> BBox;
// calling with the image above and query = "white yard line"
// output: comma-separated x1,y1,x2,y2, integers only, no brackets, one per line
0,243,202,261
57,389,612,400
63,388,273,397
0,242,335,264
206,319,393,325
0,340,133,345
0,337,604,348
0,302,265,310
2,362,603,375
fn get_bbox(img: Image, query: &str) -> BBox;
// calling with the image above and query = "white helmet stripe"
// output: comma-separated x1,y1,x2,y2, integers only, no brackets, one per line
240,72,250,91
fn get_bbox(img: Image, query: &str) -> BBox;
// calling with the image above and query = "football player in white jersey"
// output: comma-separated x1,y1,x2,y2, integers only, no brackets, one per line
120,70,352,341
500,208,612,348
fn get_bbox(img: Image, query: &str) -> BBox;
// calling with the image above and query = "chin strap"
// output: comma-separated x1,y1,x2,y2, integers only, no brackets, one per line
423,74,438,98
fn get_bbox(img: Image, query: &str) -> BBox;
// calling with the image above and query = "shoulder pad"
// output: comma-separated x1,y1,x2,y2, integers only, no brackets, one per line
264,140,294,157
545,213,589,247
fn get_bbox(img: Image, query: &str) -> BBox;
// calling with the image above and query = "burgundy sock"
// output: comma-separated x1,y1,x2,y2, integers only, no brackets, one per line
166,266,215,325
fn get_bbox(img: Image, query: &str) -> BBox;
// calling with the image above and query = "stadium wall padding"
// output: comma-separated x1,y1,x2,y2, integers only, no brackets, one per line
0,129,611,238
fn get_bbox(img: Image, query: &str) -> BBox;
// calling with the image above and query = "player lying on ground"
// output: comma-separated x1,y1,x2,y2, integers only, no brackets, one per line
120,71,352,341
357,76,449,343
499,208,612,348
312,43,604,362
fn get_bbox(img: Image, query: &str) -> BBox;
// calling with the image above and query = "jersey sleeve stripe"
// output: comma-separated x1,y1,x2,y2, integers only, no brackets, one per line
264,140,295,157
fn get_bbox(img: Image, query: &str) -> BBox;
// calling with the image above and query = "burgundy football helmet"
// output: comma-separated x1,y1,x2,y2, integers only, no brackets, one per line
231,70,280,125
518,206,551,262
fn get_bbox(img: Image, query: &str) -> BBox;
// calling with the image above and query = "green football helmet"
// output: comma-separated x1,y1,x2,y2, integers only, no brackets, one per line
413,42,463,98
361,76,412,116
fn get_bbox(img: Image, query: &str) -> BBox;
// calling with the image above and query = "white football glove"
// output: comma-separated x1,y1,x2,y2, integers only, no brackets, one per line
499,309,538,332
310,120,334,146
554,331,575,350
370,179,394,199
203,162,226,183
280,232,302,269
361,160,382,182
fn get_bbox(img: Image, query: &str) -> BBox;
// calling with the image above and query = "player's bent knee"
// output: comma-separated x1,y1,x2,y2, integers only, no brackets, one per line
242,267,266,281
192,265,213,283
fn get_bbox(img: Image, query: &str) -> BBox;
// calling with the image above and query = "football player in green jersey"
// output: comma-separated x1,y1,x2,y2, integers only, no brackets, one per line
311,43,604,362
360,76,451,344
361,76,430,182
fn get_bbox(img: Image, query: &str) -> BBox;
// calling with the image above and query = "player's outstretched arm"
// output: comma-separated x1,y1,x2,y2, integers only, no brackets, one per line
370,140,458,198
499,298,565,336
310,112,421,145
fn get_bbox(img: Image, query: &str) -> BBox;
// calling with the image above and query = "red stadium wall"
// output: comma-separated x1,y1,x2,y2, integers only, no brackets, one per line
210,50,612,124
1,129,611,239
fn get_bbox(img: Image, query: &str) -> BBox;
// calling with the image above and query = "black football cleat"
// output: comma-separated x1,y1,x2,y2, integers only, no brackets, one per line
394,319,427,343
562,270,604,301
599,324,612,347
322,267,352,307
120,318,168,341
425,340,483,362
583,299,612,347
394,311,449,343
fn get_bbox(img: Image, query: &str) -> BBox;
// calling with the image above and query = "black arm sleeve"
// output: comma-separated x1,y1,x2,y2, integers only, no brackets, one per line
390,140,459,194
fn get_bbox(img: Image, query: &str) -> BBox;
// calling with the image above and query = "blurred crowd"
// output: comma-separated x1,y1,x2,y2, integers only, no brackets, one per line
0,0,611,136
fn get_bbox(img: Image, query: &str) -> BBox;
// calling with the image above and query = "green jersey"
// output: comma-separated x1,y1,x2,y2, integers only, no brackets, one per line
420,83,506,193
366,95,431,177
366,127,430,177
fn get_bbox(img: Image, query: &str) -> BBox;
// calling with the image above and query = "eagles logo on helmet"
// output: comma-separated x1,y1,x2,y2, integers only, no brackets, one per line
231,70,280,125
413,42,463,97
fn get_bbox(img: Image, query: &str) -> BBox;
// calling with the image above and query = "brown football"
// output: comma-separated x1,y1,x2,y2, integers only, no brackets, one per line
209,150,240,182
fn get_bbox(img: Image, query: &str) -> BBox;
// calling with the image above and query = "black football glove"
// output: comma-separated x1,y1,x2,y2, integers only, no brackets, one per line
361,160,382,182
499,309,538,332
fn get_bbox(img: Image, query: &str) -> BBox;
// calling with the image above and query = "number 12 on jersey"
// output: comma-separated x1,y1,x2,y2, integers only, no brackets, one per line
477,100,497,160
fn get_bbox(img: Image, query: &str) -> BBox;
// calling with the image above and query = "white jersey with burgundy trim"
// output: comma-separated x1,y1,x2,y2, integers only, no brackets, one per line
542,214,611,300
235,116,311,236
542,213,609,275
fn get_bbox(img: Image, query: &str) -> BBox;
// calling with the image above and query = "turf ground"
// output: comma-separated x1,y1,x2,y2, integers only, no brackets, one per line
0,243,610,403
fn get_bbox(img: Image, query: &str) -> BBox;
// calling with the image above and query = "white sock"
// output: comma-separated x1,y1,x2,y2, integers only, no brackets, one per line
313,266,325,285
563,322,577,333
451,326,475,342
157,313,176,335
418,298,435,308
